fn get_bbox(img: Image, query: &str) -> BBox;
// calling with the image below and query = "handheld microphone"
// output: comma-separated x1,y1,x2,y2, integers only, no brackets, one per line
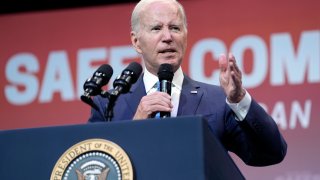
157,63,174,118
81,64,113,109
110,62,143,97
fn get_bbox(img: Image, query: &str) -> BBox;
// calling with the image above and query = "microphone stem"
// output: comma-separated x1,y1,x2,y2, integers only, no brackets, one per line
104,87,122,122
105,98,115,122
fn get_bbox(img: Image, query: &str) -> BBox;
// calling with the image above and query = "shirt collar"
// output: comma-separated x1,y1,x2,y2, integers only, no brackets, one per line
143,68,159,94
172,67,183,91
143,66,184,93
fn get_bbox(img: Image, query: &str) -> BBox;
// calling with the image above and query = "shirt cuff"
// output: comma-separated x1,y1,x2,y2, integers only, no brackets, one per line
226,90,252,121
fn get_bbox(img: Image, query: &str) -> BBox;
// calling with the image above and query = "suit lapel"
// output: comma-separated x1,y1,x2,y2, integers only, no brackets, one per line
124,76,146,114
177,75,203,116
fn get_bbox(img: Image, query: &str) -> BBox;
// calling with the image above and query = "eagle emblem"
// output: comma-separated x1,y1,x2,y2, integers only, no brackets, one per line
75,160,110,180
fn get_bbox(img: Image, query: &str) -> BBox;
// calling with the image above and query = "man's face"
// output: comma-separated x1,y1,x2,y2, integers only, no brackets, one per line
132,1,187,75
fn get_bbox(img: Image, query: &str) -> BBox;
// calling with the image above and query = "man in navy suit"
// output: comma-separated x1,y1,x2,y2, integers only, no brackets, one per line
89,0,287,166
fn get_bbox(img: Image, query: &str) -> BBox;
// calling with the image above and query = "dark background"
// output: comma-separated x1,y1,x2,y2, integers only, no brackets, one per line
1,0,139,14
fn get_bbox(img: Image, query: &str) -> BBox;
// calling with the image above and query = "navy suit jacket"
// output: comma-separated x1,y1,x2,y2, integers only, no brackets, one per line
89,75,287,166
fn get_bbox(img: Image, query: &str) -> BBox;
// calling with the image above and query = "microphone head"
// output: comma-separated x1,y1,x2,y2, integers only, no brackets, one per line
158,63,174,81
83,64,113,95
125,62,143,83
81,64,113,108
96,64,113,85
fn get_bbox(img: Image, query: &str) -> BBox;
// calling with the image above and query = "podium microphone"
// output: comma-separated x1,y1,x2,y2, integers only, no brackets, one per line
81,64,113,109
105,62,142,121
157,63,174,118
109,62,143,98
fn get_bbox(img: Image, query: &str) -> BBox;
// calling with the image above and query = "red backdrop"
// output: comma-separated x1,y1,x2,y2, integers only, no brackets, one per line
1,0,319,179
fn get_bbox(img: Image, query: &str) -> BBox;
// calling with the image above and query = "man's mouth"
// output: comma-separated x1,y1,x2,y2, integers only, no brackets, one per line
159,49,176,53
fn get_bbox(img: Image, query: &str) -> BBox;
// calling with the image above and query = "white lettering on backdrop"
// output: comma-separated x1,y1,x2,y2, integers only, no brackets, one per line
4,30,319,129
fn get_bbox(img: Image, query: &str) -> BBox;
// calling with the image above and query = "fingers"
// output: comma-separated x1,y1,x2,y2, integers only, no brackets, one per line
219,53,241,74
228,53,240,74
228,53,242,86
219,54,228,72
144,92,173,110
133,92,173,119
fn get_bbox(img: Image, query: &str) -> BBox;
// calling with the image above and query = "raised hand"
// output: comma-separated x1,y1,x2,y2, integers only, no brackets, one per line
219,53,246,103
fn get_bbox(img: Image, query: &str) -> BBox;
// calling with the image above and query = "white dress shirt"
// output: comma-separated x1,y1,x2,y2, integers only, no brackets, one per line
143,66,251,120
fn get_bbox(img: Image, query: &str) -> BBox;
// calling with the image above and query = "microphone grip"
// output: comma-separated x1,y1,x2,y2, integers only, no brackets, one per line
160,111,170,118
159,80,171,94
159,80,172,118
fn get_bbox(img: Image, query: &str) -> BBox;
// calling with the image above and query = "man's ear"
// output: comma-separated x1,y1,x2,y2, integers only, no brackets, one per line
131,31,142,54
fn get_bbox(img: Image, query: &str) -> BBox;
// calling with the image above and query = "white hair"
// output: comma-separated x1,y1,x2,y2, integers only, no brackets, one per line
131,0,187,33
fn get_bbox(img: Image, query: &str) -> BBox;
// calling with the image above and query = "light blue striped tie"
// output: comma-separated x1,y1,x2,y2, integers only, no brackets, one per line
154,81,161,119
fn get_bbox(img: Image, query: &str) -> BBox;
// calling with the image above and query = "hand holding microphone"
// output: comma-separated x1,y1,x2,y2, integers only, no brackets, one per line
133,63,174,120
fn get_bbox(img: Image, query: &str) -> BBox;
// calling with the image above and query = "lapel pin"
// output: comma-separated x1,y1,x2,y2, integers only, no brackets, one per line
190,90,198,94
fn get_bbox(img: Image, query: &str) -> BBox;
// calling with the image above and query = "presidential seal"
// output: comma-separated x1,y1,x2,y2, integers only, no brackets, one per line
51,139,133,180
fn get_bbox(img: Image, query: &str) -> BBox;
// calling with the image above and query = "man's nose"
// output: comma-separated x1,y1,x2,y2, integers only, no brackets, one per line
161,28,173,43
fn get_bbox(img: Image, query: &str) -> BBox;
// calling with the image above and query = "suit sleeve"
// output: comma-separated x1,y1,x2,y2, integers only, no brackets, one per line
88,96,108,123
223,99,287,166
